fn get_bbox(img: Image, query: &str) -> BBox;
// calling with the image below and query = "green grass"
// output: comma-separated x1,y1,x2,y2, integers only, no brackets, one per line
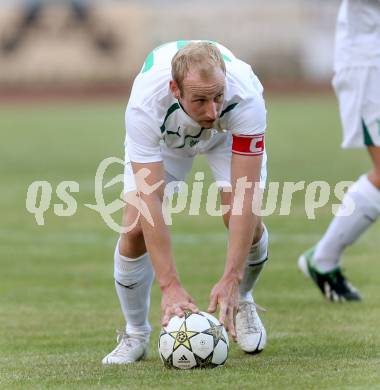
1,94,379,389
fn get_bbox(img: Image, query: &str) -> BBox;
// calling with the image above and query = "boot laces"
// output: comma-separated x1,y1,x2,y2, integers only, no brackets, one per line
239,302,266,333
113,330,141,354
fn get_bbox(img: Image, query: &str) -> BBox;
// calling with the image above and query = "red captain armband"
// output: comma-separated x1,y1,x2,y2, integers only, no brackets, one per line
232,133,265,156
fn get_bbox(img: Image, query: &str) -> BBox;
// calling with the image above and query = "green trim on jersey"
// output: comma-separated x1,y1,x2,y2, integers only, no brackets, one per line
141,42,171,73
171,127,207,149
141,51,154,73
222,54,232,62
160,103,180,133
377,119,380,135
220,102,239,118
177,40,191,50
362,118,374,146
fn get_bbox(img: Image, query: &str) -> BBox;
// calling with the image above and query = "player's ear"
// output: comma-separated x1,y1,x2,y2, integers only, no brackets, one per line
169,80,181,100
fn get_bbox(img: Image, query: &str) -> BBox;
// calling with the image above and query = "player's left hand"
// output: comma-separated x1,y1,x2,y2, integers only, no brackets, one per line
207,275,240,339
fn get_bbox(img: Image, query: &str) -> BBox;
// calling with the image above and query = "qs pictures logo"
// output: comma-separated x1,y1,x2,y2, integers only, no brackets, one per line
25,156,357,231
25,157,164,233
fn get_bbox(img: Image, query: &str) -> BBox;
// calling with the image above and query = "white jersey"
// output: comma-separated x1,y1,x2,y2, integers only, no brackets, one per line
334,0,380,71
125,40,266,163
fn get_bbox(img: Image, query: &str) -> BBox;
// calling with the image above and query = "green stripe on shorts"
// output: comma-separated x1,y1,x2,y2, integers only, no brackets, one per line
362,118,374,146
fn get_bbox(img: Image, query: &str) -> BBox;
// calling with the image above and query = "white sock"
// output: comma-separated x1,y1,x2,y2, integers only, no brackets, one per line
239,225,269,303
314,175,380,273
114,241,155,337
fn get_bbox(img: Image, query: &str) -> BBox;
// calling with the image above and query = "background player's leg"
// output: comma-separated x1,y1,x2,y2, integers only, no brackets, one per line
313,147,380,273
300,147,380,302
299,67,380,301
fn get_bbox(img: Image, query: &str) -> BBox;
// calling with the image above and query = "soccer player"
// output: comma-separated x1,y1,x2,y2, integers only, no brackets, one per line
102,41,269,364
299,0,380,302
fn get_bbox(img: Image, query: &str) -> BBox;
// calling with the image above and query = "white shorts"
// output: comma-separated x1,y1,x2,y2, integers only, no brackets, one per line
332,66,380,148
124,132,268,193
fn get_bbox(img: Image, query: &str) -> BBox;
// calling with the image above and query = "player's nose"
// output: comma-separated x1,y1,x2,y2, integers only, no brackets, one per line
205,102,218,120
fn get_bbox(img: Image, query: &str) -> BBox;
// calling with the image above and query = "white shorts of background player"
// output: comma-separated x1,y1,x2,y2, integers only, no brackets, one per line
333,66,380,148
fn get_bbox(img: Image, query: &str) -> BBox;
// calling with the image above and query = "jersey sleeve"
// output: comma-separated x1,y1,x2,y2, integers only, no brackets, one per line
227,94,267,136
124,105,162,163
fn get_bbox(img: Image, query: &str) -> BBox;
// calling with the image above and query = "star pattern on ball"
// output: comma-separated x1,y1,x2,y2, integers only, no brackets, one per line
169,321,199,352
184,311,193,320
203,319,228,347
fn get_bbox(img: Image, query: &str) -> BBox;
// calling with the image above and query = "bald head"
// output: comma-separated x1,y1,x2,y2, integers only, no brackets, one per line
171,42,226,94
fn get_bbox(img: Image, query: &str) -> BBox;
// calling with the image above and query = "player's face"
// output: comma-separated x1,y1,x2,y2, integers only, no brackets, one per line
171,68,225,128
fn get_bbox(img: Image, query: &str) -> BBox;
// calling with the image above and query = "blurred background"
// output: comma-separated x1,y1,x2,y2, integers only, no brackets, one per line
0,0,339,97
4,2,380,389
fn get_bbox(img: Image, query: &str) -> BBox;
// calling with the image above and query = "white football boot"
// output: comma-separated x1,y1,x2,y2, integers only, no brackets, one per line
102,330,149,365
236,301,267,353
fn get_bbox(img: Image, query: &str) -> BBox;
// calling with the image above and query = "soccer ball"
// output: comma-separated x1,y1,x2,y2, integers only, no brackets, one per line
158,311,229,369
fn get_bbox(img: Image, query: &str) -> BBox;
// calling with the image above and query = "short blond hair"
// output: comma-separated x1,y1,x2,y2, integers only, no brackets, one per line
171,42,226,92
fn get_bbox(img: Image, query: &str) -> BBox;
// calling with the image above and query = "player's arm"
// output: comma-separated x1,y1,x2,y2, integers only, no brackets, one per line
131,160,199,325
226,149,263,286
208,150,262,338
207,90,267,338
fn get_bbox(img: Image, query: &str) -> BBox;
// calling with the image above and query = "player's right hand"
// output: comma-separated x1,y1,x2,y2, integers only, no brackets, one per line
161,282,199,326
207,274,240,339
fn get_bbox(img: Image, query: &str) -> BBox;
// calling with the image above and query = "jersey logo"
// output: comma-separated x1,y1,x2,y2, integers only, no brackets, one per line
189,139,199,147
232,133,265,156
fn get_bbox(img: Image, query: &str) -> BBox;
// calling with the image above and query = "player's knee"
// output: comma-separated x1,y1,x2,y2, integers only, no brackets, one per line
123,223,144,241
119,223,145,257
